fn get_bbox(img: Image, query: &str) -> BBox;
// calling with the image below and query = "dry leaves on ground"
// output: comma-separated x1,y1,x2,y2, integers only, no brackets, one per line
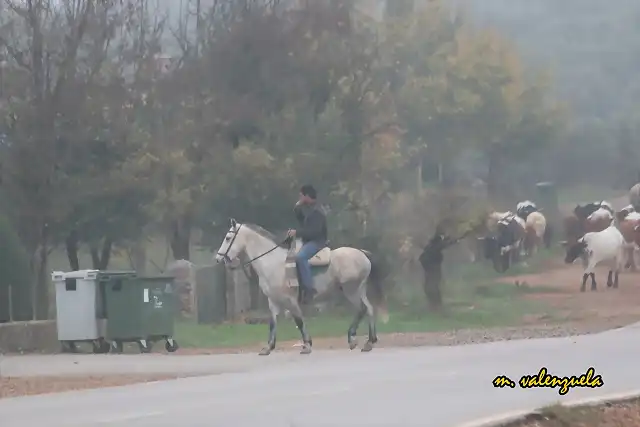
510,398,640,427
0,374,187,398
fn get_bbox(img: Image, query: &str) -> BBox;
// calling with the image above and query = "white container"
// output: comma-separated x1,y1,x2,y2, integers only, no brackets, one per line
51,270,107,346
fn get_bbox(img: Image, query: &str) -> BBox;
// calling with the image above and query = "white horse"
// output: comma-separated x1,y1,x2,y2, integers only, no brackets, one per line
214,219,387,355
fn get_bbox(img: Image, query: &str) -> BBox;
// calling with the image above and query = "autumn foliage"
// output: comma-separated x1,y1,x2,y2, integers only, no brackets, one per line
0,0,564,315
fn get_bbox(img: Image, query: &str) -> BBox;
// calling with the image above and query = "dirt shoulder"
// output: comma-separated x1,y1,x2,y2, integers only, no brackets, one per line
508,398,640,427
179,262,640,355
0,373,195,398
175,317,635,355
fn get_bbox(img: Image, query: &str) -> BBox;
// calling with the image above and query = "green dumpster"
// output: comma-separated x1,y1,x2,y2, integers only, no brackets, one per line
102,273,179,354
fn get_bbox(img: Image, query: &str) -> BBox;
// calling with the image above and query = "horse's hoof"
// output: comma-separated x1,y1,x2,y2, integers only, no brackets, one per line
348,340,358,350
300,344,312,355
258,348,272,356
361,341,374,352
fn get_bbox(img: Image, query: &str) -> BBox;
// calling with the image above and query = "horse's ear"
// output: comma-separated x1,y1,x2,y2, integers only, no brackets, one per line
229,218,237,228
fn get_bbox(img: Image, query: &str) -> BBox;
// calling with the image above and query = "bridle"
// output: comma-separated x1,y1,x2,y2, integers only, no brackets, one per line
217,223,291,269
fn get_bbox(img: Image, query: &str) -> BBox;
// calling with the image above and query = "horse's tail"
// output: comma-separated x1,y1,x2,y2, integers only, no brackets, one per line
544,223,553,249
361,249,389,324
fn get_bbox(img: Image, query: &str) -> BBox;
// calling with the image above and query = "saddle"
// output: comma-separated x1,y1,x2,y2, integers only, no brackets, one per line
284,239,331,289
285,239,331,266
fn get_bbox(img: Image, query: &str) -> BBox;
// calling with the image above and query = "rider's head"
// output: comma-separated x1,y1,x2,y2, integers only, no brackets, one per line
299,184,317,204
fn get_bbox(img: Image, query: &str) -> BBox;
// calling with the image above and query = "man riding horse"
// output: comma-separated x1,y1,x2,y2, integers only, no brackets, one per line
287,184,328,304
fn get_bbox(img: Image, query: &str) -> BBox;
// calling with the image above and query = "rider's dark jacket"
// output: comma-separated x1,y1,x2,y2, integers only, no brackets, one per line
294,202,328,246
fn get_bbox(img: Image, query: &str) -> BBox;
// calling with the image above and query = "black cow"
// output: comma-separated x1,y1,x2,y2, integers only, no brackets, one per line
516,201,538,221
483,216,524,273
574,201,614,221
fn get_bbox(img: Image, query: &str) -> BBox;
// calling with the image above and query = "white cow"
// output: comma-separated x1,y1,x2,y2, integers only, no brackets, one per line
563,225,625,292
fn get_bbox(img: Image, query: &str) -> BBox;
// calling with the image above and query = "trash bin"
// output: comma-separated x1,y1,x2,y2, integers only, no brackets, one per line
103,274,179,354
536,181,561,244
51,270,111,354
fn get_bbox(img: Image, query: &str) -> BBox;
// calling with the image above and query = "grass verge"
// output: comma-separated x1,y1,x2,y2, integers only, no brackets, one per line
176,251,562,349
507,397,640,427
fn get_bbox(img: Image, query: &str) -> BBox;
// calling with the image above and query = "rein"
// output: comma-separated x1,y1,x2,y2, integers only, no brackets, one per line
241,240,290,266
217,223,291,268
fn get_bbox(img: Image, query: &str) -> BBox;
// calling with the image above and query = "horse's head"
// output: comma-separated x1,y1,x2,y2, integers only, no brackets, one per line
215,218,249,267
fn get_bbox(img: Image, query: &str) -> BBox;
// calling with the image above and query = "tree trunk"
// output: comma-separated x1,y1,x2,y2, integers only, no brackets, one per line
29,224,50,320
487,146,503,201
416,158,423,193
132,240,147,274
90,237,113,270
170,215,191,260
65,230,80,271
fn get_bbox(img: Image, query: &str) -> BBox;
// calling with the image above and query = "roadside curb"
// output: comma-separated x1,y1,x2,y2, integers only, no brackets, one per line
454,389,640,427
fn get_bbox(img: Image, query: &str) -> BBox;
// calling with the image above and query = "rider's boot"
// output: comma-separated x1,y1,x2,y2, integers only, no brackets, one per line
302,287,317,304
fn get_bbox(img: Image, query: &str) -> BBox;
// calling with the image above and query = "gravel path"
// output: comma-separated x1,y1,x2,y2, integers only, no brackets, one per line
0,374,187,398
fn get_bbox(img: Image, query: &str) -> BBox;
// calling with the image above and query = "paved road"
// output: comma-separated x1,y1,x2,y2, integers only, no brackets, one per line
3,325,640,427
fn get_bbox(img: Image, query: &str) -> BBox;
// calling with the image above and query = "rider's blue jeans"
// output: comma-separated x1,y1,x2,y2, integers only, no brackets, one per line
295,241,322,292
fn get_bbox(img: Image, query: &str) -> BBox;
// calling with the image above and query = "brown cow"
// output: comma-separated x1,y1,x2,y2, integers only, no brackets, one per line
617,215,640,271
562,213,609,243
616,205,636,223
563,214,584,245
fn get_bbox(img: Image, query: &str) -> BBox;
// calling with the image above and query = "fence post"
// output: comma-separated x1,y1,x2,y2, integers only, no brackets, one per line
7,284,13,322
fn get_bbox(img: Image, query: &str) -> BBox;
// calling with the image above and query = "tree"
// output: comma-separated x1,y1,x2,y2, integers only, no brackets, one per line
0,213,32,320
0,0,133,316
386,3,564,199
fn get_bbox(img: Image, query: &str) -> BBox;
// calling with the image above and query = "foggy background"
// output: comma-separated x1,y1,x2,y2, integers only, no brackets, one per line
0,0,638,321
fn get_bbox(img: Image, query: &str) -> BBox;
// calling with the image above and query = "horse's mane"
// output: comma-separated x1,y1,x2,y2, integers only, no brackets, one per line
244,223,289,248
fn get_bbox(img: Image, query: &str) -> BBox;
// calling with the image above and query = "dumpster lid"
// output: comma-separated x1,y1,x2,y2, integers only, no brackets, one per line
137,275,176,280
51,269,101,281
96,270,138,281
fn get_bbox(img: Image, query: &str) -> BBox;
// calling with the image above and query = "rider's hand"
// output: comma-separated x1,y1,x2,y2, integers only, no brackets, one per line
287,229,296,237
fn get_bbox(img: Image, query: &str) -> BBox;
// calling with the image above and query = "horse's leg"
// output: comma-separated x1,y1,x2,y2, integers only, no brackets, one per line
259,300,280,356
288,302,312,355
347,302,367,350
361,292,377,353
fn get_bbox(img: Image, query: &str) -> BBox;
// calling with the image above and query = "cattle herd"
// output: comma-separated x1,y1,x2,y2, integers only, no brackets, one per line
481,183,640,293
482,200,552,274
